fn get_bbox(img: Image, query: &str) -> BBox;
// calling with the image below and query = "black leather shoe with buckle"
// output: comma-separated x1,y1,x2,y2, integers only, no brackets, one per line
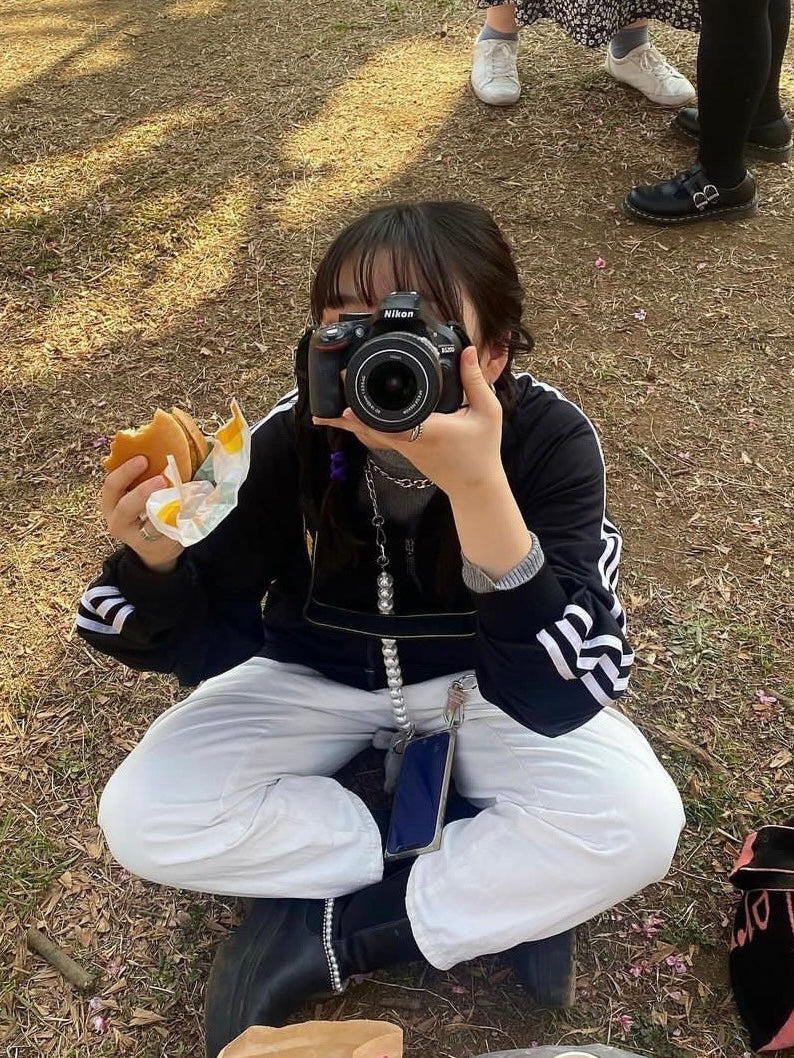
673,107,792,163
623,162,758,225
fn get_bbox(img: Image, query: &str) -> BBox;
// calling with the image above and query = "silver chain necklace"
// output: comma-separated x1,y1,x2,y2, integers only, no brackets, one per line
364,461,415,742
367,456,434,491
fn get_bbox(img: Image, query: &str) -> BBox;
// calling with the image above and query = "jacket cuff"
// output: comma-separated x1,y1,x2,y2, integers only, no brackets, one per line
117,547,197,612
473,559,569,639
461,537,545,594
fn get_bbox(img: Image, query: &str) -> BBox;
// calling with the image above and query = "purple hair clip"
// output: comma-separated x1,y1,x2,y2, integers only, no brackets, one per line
329,450,347,483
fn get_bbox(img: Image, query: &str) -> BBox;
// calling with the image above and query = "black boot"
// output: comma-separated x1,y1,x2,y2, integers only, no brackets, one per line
673,106,792,163
623,162,758,225
508,928,577,1008
204,870,421,1058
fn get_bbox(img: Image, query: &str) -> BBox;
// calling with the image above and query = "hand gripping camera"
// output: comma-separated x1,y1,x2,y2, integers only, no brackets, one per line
307,292,470,432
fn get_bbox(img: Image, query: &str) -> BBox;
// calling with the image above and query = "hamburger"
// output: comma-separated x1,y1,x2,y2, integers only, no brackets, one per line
104,407,210,488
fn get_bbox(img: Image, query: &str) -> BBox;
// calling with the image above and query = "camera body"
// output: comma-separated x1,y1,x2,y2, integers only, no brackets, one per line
307,291,470,432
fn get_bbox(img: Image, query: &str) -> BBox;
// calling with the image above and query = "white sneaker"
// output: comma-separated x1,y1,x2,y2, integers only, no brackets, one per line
471,38,521,106
605,42,695,107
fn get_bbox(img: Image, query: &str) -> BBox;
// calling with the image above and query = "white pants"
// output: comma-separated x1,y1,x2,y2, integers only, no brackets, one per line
99,657,685,970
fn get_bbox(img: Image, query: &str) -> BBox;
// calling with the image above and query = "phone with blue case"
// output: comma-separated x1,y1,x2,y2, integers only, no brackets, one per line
384,729,456,861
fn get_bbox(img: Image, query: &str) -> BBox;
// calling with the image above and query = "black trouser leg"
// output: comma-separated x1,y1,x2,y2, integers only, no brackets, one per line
697,0,772,185
755,0,791,123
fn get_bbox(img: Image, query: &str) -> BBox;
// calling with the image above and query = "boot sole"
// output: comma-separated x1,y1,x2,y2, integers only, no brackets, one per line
622,193,760,225
672,121,792,163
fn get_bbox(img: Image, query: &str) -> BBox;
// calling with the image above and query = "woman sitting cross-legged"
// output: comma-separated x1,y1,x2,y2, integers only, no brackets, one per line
77,200,685,1058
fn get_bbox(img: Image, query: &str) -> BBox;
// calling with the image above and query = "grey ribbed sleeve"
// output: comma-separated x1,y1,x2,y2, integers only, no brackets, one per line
461,535,545,594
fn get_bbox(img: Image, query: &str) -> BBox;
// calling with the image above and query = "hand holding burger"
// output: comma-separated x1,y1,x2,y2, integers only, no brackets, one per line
101,407,209,573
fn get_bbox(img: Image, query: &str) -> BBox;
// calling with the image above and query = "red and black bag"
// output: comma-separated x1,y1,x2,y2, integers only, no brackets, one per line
729,821,794,1052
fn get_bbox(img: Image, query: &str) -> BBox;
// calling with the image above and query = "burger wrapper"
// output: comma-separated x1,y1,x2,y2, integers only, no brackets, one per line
144,400,251,546
216,1019,403,1058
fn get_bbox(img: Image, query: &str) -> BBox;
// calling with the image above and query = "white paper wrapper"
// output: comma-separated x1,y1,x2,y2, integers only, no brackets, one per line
145,400,251,547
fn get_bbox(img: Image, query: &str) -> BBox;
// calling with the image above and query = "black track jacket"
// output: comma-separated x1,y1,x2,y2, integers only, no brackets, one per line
76,373,633,737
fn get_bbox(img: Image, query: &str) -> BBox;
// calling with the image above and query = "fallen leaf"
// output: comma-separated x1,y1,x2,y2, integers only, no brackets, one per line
768,750,793,769
129,1008,167,1026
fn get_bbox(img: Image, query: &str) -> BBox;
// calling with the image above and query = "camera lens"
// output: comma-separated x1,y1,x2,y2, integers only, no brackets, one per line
345,334,441,431
366,360,418,411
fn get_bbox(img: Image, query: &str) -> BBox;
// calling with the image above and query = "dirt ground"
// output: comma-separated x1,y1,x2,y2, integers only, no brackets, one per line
1,0,793,1055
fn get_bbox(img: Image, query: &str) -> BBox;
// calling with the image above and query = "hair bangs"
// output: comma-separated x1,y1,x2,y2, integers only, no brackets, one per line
311,209,466,326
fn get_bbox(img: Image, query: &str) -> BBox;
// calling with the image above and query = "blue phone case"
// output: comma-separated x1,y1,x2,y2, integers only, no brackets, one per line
384,729,456,861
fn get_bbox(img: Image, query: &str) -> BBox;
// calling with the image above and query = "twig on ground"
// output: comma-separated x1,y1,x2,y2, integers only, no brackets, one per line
645,721,730,776
635,446,676,495
26,927,95,991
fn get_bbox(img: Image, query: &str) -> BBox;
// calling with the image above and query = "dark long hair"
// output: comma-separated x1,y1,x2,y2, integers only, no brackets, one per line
295,200,534,581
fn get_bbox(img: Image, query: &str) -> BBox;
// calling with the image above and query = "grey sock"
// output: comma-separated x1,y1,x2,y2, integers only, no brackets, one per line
478,23,519,42
609,24,649,58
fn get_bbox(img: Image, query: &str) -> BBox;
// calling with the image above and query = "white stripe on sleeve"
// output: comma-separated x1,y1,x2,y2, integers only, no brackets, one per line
76,613,121,636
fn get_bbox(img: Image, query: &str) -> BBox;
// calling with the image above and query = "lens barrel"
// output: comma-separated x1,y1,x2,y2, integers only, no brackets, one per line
344,333,442,431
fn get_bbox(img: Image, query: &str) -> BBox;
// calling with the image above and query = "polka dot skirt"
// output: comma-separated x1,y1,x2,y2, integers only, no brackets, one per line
476,0,701,46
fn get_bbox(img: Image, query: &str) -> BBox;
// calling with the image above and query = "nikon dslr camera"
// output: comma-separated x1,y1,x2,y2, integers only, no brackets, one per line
307,292,470,432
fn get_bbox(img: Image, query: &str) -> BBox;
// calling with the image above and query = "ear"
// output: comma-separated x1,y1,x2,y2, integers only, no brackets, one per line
478,337,509,386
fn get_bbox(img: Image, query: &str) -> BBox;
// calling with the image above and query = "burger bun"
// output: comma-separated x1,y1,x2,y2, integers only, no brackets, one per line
104,407,207,489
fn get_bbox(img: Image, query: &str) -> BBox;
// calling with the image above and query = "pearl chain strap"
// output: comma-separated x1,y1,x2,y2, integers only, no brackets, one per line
365,459,416,744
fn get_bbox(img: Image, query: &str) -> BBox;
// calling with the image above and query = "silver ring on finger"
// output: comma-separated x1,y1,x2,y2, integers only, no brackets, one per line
408,422,423,443
139,521,160,542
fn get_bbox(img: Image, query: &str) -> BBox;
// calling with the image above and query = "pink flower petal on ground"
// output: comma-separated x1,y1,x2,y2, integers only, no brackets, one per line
614,1013,634,1033
632,309,647,321
756,689,778,705
451,983,467,994
90,1015,108,1034
631,913,663,938
88,997,103,1013
595,256,607,269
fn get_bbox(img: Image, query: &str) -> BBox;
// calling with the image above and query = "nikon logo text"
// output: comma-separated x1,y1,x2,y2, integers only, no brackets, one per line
383,309,413,318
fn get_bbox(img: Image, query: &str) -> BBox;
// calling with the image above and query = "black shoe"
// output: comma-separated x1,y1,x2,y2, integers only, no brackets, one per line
508,928,577,1008
205,898,331,1058
623,162,758,225
673,107,792,163
204,871,421,1058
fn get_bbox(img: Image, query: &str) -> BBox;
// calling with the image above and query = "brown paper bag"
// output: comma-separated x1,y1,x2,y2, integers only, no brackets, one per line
217,1019,403,1058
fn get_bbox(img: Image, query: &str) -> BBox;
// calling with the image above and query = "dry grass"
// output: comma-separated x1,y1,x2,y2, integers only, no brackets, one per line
1,0,793,1054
